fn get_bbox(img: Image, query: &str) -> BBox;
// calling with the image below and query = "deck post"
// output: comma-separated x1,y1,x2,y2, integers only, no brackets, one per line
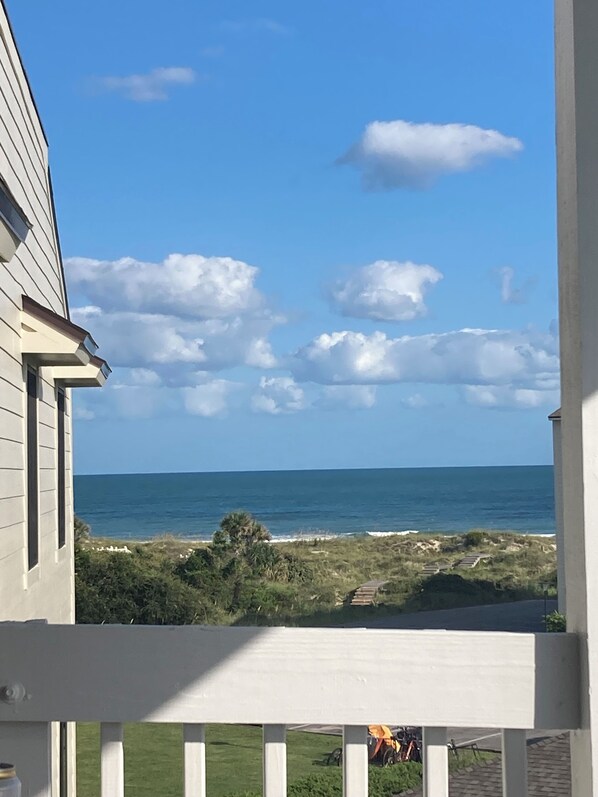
555,0,598,794
343,725,368,797
550,415,566,614
184,724,207,797
422,727,448,797
263,724,286,797
502,730,527,797
100,722,124,797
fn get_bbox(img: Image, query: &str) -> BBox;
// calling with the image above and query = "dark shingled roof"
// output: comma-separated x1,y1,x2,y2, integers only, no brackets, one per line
401,734,570,797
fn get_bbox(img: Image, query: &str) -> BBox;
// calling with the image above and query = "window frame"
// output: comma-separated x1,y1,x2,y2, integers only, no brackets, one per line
57,387,66,549
26,364,39,570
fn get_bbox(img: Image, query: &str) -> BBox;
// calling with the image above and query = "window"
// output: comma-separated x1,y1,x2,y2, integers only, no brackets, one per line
26,366,39,569
59,722,68,797
57,388,66,548
0,177,30,262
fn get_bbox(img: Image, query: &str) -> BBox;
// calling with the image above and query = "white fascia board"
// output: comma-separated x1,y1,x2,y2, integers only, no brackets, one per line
21,323,92,366
52,359,110,388
21,303,96,367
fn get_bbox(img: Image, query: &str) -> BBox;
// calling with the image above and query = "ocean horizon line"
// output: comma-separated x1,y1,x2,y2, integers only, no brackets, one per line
74,462,553,479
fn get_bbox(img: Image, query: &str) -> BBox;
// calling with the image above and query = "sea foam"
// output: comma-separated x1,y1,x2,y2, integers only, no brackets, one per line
366,530,420,537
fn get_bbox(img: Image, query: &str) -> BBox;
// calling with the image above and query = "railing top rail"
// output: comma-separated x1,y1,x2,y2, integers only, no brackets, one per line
0,625,580,729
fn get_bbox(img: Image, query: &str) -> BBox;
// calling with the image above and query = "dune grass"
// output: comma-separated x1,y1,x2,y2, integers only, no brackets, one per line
80,529,557,626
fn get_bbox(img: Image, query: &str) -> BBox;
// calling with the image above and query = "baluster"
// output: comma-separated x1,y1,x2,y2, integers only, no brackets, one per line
422,727,448,797
184,724,207,797
502,729,528,797
101,723,124,797
263,724,287,797
342,725,368,797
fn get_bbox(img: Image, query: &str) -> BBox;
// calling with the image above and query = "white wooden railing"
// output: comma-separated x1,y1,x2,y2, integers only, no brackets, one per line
0,624,580,797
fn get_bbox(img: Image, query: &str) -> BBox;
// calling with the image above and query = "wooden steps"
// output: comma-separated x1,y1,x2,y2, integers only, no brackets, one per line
350,580,388,606
456,553,492,569
422,562,452,576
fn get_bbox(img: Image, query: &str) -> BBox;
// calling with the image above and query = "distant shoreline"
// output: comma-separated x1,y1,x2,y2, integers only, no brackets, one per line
85,527,556,552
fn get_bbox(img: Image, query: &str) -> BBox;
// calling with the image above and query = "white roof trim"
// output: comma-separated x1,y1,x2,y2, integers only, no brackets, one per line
21,295,97,366
52,357,111,388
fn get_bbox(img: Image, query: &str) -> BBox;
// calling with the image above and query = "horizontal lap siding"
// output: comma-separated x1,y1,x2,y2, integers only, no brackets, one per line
0,6,74,624
0,467,23,499
0,520,23,562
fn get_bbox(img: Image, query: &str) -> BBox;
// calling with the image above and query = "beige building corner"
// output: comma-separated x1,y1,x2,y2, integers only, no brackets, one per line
0,2,109,793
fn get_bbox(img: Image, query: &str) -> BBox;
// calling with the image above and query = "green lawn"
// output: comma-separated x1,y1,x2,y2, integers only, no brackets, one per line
77,723,341,797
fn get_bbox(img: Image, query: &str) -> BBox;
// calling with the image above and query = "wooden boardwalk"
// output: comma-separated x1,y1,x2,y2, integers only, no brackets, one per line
456,553,492,569
350,579,388,606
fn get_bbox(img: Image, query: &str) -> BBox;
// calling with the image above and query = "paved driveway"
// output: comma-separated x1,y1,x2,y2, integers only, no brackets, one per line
344,598,558,632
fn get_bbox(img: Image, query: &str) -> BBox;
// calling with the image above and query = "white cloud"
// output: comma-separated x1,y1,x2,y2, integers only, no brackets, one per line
96,67,197,102
317,385,377,410
292,327,558,388
66,254,266,320
118,368,162,387
73,404,95,421
109,385,174,419
70,307,278,371
70,368,239,420
338,120,523,190
183,380,236,417
463,385,559,410
498,266,534,305
402,393,430,409
67,250,280,380
251,377,306,415
329,260,442,322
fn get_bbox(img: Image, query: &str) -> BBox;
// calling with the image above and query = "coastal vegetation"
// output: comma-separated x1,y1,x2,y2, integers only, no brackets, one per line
74,513,557,626
75,514,538,796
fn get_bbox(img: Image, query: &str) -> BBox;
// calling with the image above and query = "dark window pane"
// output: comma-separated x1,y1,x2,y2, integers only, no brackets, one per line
27,366,38,569
57,389,66,548
0,178,30,243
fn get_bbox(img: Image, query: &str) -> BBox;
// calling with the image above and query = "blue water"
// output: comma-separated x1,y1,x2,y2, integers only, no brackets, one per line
74,466,555,541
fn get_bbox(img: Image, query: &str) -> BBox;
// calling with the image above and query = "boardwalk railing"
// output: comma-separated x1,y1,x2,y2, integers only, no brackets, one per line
0,624,580,797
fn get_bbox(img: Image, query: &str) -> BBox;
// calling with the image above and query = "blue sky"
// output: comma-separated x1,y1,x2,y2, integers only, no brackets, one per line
8,1,558,474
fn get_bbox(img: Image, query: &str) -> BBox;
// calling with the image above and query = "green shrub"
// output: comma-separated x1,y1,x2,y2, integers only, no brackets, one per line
75,548,213,624
224,762,422,797
545,610,566,632
463,530,486,548
175,546,234,607
74,515,91,544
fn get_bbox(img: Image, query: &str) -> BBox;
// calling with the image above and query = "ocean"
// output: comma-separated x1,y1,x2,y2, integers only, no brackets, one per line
74,465,555,541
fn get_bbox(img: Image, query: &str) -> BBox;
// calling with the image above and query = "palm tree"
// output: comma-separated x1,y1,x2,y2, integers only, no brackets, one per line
216,511,271,553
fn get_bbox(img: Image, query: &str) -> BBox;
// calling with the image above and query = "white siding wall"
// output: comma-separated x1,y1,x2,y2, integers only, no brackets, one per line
0,1,74,625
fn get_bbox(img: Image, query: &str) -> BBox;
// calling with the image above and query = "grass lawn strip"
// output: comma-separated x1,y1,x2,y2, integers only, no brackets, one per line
77,723,495,797
77,723,341,797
